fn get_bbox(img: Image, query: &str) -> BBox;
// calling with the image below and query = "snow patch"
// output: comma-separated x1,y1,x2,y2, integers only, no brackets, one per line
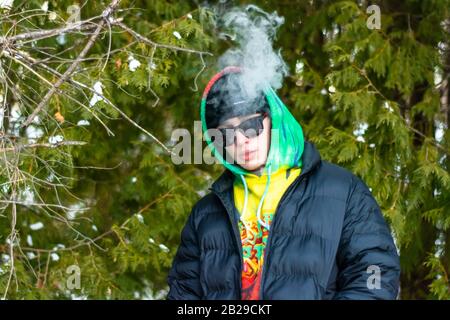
30,222,44,231
77,119,90,126
128,55,141,72
26,234,33,246
48,135,63,144
172,31,182,40
89,81,104,107
41,1,48,12
0,0,14,10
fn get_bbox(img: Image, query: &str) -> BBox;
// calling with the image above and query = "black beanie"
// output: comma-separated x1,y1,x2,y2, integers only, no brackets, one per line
205,73,270,129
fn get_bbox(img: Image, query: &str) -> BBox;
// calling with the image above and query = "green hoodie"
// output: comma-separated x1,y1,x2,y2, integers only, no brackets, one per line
200,66,305,176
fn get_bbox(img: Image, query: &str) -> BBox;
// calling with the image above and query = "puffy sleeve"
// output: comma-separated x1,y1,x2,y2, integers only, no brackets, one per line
167,206,203,300
334,176,400,300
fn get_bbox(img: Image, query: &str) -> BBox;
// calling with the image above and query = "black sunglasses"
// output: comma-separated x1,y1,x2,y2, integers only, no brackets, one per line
212,113,267,147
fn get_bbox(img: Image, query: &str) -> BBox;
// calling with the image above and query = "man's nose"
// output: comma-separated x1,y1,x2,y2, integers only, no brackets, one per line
234,130,249,146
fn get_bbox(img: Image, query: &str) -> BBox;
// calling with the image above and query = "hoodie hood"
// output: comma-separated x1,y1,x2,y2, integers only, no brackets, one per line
201,66,305,176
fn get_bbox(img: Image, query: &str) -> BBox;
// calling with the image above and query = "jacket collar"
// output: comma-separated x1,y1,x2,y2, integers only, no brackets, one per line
211,140,322,194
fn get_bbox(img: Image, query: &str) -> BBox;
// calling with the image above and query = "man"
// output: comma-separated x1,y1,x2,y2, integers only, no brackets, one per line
167,66,400,300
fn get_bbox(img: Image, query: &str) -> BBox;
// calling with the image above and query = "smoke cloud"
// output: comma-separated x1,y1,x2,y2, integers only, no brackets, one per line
216,5,289,100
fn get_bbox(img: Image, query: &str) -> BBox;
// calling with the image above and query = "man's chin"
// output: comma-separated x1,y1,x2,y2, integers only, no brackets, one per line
237,161,265,172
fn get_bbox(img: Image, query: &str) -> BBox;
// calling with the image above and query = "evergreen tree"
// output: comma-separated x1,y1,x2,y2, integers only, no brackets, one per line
0,0,216,299
0,0,448,300
268,0,450,299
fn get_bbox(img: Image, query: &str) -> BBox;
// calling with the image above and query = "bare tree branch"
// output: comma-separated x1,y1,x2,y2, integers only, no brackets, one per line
112,20,213,56
0,140,87,153
21,0,122,128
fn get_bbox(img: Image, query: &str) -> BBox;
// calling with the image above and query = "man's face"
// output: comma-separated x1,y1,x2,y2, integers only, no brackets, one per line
216,113,271,171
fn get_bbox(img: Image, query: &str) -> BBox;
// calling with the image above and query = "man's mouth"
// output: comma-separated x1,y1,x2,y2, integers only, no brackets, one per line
242,150,257,161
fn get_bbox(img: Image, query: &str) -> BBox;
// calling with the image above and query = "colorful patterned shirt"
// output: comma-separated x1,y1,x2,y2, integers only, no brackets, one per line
233,167,301,300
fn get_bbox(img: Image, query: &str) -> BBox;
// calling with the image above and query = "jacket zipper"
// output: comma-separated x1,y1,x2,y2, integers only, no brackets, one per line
258,171,312,300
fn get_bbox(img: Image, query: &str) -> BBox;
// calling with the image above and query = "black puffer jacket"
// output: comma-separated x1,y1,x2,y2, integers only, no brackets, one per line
167,141,400,299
